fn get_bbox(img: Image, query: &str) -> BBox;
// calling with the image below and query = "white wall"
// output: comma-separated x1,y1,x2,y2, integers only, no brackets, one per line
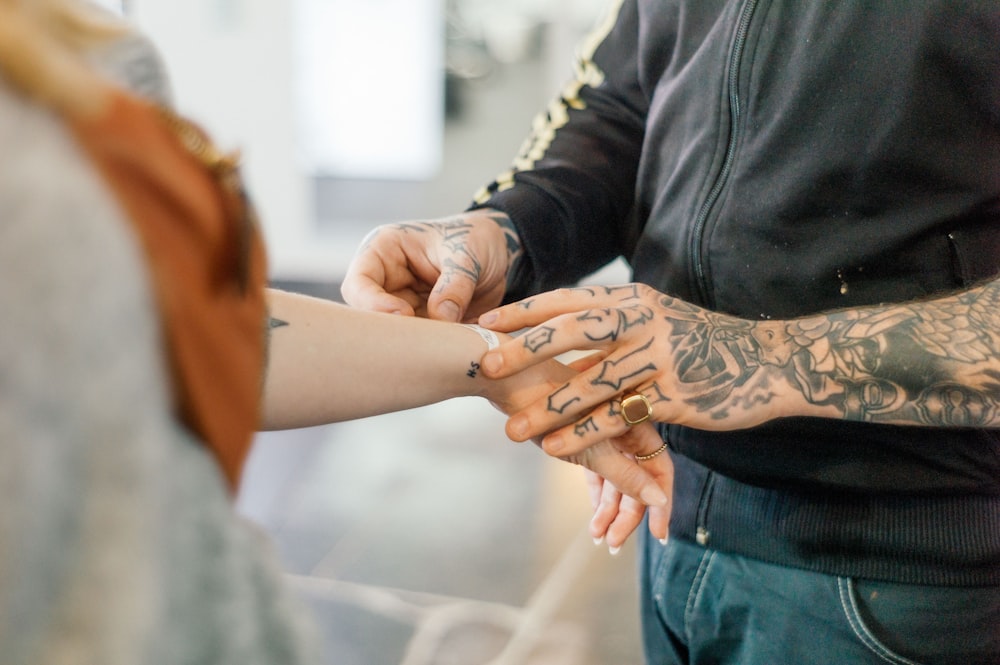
128,0,444,279
296,0,444,180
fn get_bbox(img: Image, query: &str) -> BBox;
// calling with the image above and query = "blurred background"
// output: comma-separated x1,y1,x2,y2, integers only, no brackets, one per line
106,1,640,663
118,0,618,281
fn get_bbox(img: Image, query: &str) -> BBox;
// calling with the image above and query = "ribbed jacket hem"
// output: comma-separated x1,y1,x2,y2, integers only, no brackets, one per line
671,454,1000,586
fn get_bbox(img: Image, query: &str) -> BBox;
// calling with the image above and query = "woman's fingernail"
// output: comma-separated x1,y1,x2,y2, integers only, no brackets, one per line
479,311,498,326
659,537,668,545
593,536,604,546
609,545,622,556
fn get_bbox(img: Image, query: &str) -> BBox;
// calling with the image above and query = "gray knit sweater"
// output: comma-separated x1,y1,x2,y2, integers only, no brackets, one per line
0,32,319,665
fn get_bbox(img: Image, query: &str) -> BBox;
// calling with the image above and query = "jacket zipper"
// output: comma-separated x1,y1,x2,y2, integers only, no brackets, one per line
690,0,759,307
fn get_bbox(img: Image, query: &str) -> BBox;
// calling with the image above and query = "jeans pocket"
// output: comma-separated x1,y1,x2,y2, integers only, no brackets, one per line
837,577,928,665
838,577,1000,665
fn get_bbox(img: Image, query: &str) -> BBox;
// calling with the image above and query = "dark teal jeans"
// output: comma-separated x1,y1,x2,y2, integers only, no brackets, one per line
639,535,1000,665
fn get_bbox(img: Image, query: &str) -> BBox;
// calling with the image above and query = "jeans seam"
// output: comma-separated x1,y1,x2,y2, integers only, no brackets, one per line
683,548,716,641
837,577,925,665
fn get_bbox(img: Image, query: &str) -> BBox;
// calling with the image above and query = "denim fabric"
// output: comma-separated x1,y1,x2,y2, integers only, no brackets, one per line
639,533,1000,665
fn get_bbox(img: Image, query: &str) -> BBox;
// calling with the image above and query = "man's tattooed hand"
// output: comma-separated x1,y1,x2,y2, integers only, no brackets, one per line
476,281,1000,457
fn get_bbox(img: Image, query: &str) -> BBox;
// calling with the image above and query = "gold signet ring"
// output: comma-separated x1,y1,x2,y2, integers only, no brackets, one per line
620,392,653,426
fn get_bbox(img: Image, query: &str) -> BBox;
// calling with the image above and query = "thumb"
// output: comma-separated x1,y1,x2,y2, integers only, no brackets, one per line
341,276,416,316
426,264,477,322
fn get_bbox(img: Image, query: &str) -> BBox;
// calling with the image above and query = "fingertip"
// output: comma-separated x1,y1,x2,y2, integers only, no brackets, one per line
505,415,530,442
376,295,414,316
481,351,504,377
648,506,671,544
383,299,416,317
541,432,565,456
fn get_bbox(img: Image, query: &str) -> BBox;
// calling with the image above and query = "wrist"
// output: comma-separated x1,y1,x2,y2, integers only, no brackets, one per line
459,324,513,402
461,323,500,352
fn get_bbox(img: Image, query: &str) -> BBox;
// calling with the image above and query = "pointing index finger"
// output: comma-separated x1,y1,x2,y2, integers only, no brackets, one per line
480,284,647,331
481,314,587,379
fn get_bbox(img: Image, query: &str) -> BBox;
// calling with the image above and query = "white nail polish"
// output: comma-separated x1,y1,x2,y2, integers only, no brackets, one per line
609,545,621,556
593,536,604,546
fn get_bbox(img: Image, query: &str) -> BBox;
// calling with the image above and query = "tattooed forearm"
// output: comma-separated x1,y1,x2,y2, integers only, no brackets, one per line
261,316,290,390
665,282,1000,427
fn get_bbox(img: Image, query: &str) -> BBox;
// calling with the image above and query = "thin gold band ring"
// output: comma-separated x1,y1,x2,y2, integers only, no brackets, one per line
635,442,668,462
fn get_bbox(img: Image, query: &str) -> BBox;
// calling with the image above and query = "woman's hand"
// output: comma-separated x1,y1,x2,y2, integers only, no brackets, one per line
482,333,672,547
586,453,671,552
478,283,785,459
483,339,672,506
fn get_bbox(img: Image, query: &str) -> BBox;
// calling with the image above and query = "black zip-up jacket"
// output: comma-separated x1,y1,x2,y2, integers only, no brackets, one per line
473,0,1000,585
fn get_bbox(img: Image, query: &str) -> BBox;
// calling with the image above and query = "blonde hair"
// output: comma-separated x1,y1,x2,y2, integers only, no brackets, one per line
0,0,128,115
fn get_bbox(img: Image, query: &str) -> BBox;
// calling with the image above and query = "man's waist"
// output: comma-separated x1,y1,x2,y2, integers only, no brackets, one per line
669,451,1000,586
664,419,1000,495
